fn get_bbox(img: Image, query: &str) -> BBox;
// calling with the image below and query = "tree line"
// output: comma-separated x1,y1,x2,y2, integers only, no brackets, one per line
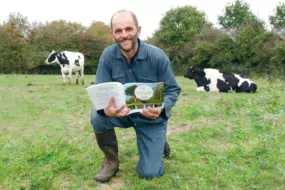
0,15,113,74
0,0,284,78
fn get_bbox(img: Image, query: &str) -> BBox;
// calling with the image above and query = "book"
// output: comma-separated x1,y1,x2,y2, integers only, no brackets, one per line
86,82,164,115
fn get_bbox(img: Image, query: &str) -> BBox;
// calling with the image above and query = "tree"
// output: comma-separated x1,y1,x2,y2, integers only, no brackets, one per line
153,6,210,73
218,0,257,31
86,21,110,38
192,27,237,69
33,20,82,51
0,13,30,73
6,13,30,38
152,83,164,103
154,5,210,47
270,40,285,79
269,3,285,38
80,21,113,65
269,3,285,30
125,85,138,104
217,0,269,74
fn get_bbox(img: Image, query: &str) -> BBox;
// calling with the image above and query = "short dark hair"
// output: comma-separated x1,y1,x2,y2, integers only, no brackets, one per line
110,10,138,29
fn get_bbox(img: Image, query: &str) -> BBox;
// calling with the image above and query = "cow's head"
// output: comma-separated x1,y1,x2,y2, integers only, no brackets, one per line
184,66,201,79
45,51,58,64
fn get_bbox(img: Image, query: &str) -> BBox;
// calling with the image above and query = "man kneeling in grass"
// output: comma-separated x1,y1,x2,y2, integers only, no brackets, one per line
90,9,181,183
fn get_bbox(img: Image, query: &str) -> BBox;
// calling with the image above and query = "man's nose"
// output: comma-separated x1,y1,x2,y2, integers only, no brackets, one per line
121,30,128,38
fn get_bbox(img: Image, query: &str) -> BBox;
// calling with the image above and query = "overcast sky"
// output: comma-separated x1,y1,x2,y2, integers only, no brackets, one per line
0,0,282,40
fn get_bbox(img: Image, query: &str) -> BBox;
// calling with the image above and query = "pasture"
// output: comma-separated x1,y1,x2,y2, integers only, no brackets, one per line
0,74,284,189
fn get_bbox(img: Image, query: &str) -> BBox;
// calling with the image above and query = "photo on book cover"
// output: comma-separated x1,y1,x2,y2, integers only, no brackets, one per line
124,82,164,111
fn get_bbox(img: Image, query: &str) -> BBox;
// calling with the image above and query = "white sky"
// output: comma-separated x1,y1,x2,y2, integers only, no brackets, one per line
0,0,282,40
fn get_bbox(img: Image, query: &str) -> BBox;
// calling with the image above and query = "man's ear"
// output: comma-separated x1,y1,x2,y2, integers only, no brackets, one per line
137,26,141,37
109,30,115,41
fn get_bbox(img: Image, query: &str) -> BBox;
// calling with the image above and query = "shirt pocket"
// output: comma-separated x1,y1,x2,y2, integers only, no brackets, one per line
111,62,126,83
139,76,158,83
112,73,125,83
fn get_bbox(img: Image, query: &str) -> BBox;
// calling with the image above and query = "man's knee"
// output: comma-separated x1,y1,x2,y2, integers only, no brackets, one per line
136,165,165,179
90,109,107,132
90,109,99,127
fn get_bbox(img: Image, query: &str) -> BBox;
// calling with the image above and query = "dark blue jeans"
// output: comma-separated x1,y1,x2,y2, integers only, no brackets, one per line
90,109,167,178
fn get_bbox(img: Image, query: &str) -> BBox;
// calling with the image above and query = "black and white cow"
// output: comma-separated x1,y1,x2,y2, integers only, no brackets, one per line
45,50,85,85
184,66,257,93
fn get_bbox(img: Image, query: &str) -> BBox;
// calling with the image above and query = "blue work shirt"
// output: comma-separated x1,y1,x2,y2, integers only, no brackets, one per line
95,39,181,119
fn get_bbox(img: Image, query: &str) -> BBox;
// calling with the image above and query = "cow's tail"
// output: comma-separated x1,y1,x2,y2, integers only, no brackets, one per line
79,54,84,64
250,83,257,93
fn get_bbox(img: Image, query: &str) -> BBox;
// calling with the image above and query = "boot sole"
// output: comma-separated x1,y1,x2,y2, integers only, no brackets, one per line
94,168,119,183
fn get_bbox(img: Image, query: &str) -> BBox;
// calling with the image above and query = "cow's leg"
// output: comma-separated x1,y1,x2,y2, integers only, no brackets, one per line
197,86,206,92
68,70,72,85
80,67,85,85
61,70,66,85
75,71,79,85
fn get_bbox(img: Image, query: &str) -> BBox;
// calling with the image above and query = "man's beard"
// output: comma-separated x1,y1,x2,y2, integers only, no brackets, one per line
115,34,138,53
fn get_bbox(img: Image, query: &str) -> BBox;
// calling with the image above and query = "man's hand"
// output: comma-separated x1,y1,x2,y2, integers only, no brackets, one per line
104,97,130,117
141,106,163,120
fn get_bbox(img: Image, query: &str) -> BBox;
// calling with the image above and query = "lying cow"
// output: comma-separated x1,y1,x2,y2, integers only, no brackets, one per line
184,66,257,93
45,50,85,85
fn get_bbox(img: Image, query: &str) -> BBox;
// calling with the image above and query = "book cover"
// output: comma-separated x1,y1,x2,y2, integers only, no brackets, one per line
124,82,164,114
86,82,164,115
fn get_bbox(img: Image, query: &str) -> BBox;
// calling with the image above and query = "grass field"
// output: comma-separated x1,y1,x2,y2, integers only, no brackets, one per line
0,74,284,189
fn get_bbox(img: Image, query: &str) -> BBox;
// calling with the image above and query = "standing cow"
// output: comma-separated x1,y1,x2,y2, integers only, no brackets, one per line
184,66,257,93
45,50,85,85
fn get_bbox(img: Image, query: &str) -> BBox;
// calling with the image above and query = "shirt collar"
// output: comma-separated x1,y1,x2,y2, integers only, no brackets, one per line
115,38,147,60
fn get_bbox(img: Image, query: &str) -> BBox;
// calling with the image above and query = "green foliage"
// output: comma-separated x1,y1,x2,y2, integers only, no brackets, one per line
6,12,30,38
0,13,30,74
78,21,113,66
154,5,210,47
0,14,111,74
192,16,281,75
147,1,285,76
33,20,80,51
152,6,211,73
125,85,137,96
269,3,285,39
1,3,285,77
152,82,164,101
192,27,237,69
269,3,285,30
270,40,285,79
234,20,266,68
218,0,256,30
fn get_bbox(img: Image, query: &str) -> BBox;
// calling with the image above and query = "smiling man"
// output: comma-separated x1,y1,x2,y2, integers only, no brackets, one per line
110,10,141,64
90,10,181,183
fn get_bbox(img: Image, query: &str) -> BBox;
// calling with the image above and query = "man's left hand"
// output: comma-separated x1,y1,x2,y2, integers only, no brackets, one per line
141,106,163,120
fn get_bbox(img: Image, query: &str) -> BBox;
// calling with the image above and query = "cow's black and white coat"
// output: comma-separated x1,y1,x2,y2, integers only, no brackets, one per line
45,51,85,85
184,66,257,93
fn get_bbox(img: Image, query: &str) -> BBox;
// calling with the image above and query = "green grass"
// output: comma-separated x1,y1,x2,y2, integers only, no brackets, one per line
0,74,284,189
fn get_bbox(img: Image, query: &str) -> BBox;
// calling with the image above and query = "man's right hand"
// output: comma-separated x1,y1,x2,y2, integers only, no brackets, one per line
104,97,130,117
